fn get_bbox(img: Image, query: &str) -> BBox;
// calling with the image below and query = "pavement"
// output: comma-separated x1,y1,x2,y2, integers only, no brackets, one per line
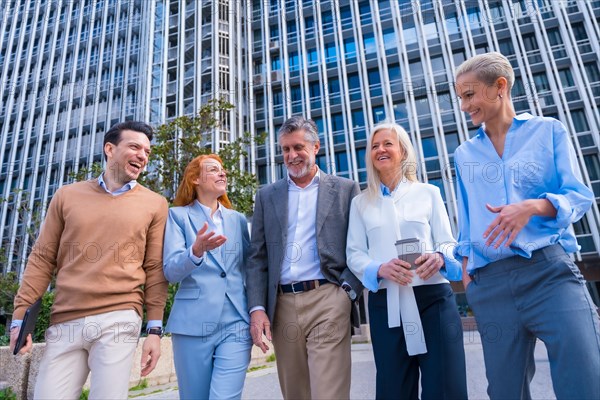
131,331,556,400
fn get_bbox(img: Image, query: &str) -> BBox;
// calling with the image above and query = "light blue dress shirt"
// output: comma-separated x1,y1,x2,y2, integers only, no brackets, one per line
453,113,593,274
97,173,137,194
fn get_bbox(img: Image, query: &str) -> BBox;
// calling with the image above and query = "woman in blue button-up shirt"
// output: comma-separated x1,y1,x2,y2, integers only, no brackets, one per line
454,52,600,400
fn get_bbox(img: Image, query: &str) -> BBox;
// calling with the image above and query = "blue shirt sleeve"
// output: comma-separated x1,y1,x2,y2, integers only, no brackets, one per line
439,254,462,281
146,320,162,331
10,320,23,329
538,120,593,229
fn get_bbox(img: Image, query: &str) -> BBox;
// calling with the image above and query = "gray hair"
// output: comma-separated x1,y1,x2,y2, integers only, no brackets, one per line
365,122,418,200
277,116,320,145
455,52,514,95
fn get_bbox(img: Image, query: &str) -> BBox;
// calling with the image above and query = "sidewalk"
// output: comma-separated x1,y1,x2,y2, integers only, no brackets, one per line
131,331,556,400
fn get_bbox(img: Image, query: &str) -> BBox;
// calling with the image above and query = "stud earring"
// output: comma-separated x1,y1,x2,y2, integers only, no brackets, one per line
498,94,503,98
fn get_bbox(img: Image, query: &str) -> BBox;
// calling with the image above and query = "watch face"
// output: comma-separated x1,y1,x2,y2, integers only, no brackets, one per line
148,328,163,336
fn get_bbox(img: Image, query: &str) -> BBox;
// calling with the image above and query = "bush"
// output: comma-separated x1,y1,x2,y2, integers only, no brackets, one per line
0,387,17,400
79,388,89,400
0,272,19,315
33,292,54,342
163,284,178,327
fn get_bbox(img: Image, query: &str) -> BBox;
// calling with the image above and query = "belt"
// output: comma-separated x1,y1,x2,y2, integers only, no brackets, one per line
279,279,330,294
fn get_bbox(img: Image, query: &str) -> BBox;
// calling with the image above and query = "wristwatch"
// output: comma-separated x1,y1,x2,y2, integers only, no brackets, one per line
147,327,164,338
341,282,357,302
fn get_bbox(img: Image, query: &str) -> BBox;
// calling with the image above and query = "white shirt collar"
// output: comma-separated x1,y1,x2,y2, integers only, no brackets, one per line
287,167,321,189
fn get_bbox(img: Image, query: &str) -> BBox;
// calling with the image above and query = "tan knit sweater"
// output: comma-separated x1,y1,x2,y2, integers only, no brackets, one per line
13,179,169,325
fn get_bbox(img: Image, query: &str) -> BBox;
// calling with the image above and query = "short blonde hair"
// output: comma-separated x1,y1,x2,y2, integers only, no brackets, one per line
455,52,514,95
365,122,418,199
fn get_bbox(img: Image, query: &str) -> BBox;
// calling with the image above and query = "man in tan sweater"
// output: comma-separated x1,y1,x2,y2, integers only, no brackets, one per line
9,121,169,399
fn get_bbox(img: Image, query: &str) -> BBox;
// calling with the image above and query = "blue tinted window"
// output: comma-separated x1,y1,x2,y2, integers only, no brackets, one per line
363,33,376,54
372,106,386,123
336,151,349,172
332,113,344,131
421,137,438,158
271,56,281,70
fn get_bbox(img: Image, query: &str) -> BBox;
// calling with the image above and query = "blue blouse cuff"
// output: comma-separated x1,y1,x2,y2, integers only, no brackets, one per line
364,261,382,292
453,242,471,260
439,254,462,281
539,193,574,229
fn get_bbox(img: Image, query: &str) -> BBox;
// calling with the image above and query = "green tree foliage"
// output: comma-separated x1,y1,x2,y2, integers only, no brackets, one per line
0,387,17,400
142,98,264,214
0,272,19,315
33,292,54,342
68,162,104,183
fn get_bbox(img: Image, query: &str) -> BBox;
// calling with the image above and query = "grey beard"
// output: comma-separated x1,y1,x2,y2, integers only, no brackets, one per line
287,162,314,179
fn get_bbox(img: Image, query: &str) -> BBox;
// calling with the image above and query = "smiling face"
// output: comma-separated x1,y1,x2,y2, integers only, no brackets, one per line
455,71,504,126
280,129,320,182
194,158,227,200
370,128,404,177
104,129,151,184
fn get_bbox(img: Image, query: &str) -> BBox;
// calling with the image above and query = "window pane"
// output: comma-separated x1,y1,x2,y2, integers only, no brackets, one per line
363,33,376,54
421,137,438,158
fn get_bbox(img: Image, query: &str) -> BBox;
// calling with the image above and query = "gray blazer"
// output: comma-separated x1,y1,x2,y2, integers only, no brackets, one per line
163,202,250,336
246,172,363,324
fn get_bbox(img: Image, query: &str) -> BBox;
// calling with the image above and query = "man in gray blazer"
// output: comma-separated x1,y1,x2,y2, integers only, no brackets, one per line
246,116,363,399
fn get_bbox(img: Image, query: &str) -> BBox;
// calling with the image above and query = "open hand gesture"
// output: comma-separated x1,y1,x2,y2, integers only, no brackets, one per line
191,222,227,257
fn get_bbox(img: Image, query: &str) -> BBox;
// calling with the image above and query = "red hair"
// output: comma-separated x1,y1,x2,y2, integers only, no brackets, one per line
173,154,233,209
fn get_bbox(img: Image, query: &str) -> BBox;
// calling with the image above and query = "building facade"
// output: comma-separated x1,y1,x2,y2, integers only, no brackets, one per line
0,0,253,274
1,0,600,300
146,0,252,149
0,0,151,271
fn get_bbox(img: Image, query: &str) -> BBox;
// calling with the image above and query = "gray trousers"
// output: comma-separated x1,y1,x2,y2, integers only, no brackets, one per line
466,244,600,399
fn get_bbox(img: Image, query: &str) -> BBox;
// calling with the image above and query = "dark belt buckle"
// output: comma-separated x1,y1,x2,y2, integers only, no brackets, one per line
291,281,302,294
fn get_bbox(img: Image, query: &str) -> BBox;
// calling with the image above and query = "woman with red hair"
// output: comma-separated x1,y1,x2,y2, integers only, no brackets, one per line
162,154,251,399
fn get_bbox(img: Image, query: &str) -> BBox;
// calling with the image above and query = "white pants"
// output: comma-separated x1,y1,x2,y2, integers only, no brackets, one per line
34,309,141,400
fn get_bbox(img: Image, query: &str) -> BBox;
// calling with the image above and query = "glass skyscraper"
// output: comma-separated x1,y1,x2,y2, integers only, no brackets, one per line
1,1,600,299
0,0,149,271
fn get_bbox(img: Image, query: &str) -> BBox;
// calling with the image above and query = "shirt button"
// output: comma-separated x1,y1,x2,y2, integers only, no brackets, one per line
220,272,226,278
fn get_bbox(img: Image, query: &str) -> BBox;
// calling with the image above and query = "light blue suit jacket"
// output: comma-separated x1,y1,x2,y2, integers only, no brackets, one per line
163,201,250,337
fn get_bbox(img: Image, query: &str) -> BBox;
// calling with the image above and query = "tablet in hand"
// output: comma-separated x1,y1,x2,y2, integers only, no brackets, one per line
13,298,42,355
